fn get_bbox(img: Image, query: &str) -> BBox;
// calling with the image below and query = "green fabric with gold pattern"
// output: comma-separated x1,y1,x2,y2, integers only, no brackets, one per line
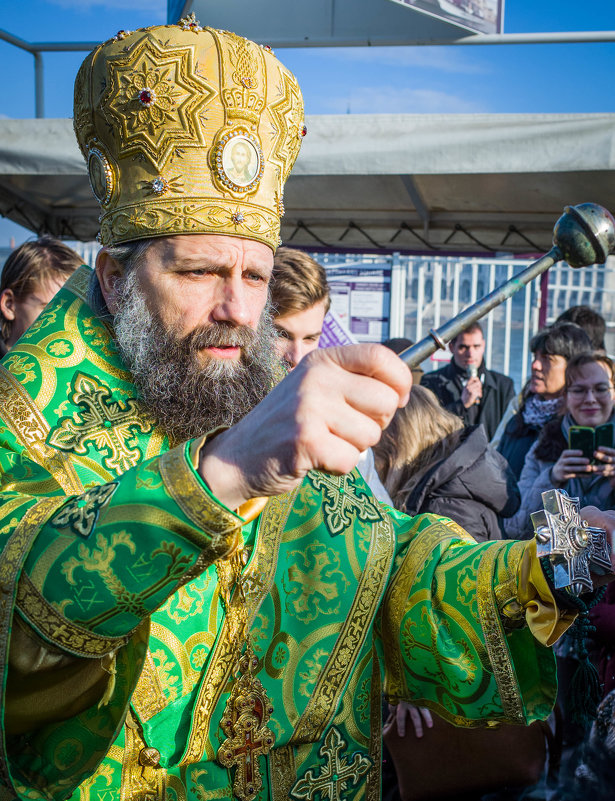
0,267,556,801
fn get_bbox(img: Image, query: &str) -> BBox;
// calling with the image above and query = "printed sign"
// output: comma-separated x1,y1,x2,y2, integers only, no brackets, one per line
325,264,391,344
387,0,504,35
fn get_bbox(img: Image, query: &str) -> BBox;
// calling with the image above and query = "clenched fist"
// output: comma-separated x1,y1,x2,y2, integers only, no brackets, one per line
199,344,412,510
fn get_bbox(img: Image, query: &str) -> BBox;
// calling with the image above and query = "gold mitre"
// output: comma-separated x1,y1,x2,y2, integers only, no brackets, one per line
73,15,305,250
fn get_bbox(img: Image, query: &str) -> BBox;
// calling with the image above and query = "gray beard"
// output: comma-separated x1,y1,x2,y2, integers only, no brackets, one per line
112,269,279,442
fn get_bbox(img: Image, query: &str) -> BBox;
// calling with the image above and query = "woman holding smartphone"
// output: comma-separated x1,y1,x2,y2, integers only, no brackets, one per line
503,351,615,539
504,352,615,752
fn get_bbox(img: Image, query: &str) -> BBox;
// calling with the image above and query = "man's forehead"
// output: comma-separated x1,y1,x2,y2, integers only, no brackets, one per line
137,234,274,269
275,300,327,329
456,332,484,346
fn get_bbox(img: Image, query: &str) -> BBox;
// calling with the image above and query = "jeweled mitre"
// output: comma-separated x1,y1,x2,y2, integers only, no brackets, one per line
73,15,305,250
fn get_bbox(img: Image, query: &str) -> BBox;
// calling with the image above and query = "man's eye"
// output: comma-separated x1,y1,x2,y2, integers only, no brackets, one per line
246,272,266,282
275,329,290,339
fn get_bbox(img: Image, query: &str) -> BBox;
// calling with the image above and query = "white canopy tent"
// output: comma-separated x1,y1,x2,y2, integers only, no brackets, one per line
0,112,614,254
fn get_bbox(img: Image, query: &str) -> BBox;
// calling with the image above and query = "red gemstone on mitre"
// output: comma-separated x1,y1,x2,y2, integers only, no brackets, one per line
301,125,307,137
139,89,154,106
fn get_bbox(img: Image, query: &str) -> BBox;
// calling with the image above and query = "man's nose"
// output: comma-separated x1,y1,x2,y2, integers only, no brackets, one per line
285,342,304,369
211,276,250,326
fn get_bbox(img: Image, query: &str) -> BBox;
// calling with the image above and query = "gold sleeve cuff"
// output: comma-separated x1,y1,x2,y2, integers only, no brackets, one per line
189,430,268,522
16,574,129,658
159,439,244,560
517,539,577,646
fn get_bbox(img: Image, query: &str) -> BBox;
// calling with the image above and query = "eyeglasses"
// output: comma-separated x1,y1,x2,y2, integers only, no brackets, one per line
567,384,614,399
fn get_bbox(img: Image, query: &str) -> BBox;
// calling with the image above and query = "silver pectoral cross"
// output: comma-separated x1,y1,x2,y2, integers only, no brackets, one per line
531,489,612,596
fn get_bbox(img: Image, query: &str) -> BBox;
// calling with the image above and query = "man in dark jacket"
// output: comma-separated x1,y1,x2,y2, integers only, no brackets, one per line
421,322,514,440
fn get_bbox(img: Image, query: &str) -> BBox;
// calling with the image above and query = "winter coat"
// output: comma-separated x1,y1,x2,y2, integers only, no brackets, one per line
503,413,615,539
589,583,615,700
496,409,543,481
403,425,520,542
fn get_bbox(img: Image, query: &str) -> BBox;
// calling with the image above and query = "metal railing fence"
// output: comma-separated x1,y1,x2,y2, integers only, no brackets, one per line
319,252,615,394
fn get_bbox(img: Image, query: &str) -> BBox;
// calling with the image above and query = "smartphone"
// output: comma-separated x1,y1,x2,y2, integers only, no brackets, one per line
568,426,595,461
595,423,614,451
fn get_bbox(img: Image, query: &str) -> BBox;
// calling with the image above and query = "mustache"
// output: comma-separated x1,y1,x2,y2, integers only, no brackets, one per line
176,321,257,353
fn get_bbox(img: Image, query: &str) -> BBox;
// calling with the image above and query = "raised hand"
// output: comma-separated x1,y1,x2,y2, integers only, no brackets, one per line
461,376,482,408
198,344,412,510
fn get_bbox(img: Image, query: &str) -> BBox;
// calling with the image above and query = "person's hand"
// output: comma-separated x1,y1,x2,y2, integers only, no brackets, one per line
461,377,482,408
198,344,412,510
593,447,615,485
550,449,591,484
383,702,433,739
580,505,615,587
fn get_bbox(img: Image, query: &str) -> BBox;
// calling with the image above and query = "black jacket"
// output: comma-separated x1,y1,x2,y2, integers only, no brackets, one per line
403,425,520,542
497,409,543,481
421,361,515,441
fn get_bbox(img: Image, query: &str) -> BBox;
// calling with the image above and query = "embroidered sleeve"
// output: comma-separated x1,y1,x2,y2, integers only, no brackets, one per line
2,439,242,656
379,511,561,727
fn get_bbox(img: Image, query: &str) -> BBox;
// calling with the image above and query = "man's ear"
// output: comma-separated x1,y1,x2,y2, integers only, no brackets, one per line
95,250,124,315
0,289,16,321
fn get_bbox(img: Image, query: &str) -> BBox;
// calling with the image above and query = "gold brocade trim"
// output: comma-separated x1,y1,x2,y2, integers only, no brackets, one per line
0,365,84,495
15,572,127,657
131,646,169,721
380,520,461,702
121,714,167,801
181,488,297,765
290,514,395,745
366,645,382,801
103,200,280,249
0,496,67,794
494,541,528,626
63,265,92,304
159,443,242,557
476,544,525,724
270,747,297,801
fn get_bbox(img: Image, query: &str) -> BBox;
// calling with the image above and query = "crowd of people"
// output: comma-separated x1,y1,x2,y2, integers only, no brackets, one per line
1,16,615,801
380,308,615,799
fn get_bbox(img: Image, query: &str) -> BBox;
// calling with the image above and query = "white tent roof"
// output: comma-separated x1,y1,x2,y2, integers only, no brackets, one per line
0,112,614,253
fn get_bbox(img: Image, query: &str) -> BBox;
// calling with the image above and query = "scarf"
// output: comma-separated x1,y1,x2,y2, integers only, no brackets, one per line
522,393,562,427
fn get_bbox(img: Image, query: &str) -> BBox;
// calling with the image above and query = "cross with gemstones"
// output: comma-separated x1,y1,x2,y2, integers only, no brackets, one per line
531,488,612,595
290,727,372,801
217,672,275,801
48,373,153,474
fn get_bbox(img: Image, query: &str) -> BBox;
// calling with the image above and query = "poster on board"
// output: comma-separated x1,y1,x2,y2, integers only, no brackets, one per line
387,0,504,35
324,264,391,344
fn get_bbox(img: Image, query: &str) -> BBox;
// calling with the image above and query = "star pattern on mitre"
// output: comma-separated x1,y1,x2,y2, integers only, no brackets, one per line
104,37,216,170
269,68,304,184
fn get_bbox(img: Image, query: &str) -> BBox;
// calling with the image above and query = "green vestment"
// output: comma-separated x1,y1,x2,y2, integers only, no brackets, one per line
0,268,559,801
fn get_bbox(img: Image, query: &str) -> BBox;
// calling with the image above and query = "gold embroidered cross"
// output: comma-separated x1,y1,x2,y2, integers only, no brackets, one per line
290,726,372,801
308,471,383,536
48,373,153,474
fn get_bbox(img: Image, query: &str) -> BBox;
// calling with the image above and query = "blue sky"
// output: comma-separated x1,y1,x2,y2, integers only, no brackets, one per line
1,0,614,244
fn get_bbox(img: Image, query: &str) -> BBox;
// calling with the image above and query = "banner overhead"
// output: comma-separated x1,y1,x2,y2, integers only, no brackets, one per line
387,0,504,35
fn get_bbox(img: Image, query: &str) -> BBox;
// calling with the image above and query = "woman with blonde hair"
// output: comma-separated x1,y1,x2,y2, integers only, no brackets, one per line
374,385,520,541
